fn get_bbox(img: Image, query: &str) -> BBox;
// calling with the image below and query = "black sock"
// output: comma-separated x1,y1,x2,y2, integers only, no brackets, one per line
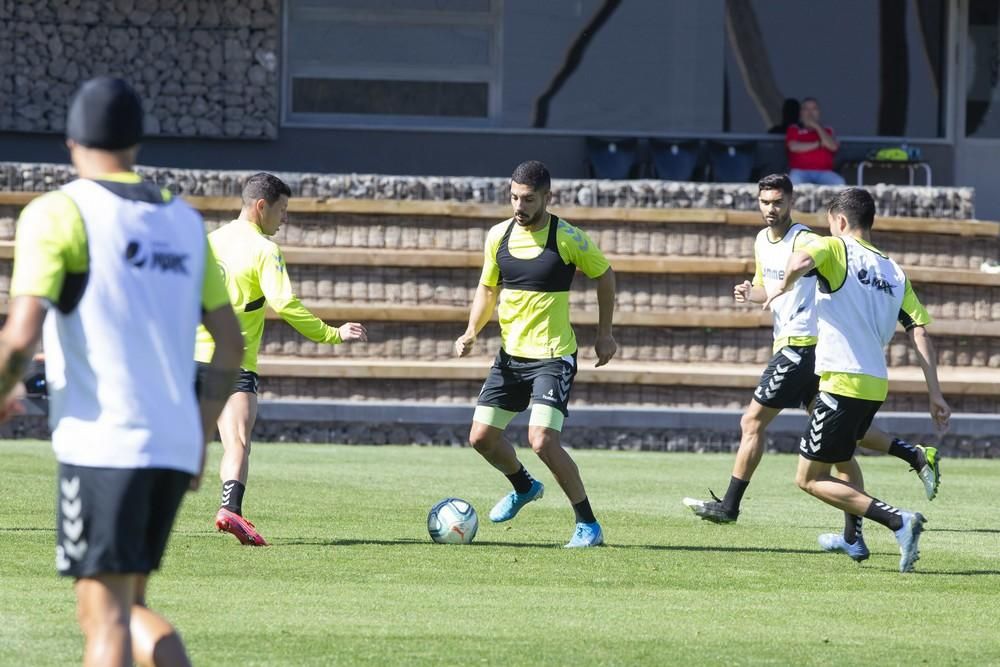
863,498,904,532
221,480,245,515
573,497,597,524
843,512,863,544
722,477,749,514
888,438,922,469
505,466,534,494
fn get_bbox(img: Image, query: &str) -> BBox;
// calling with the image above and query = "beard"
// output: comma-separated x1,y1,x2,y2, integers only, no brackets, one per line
515,209,545,227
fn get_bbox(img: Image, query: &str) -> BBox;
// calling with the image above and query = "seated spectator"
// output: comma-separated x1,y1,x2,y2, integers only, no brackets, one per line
785,97,845,186
768,98,800,134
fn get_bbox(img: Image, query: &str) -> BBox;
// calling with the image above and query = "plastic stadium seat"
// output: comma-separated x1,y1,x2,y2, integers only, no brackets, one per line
586,137,639,180
650,139,701,181
752,140,787,180
708,141,755,183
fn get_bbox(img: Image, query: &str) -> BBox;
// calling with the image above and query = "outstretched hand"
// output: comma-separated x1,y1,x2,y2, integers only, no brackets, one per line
339,322,368,342
930,393,951,434
0,383,26,424
594,335,617,367
733,280,752,303
454,333,476,357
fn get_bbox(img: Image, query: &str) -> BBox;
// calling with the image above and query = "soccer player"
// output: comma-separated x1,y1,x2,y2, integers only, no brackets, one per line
764,188,948,571
454,160,617,548
683,174,946,540
194,172,368,546
0,77,242,666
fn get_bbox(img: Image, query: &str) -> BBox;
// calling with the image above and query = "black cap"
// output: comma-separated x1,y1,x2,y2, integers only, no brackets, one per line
66,77,144,150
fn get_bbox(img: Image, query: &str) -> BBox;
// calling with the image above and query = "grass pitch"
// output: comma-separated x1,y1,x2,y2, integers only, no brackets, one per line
1,440,998,666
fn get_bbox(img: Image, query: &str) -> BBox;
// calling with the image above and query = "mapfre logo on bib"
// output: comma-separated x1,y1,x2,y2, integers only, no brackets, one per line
125,240,189,275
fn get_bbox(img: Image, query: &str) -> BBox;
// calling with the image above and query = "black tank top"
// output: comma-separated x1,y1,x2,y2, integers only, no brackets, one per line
496,214,577,293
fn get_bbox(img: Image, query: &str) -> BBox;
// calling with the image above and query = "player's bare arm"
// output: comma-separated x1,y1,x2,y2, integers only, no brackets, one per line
907,325,951,432
762,250,815,311
455,283,499,357
0,296,48,420
594,267,617,367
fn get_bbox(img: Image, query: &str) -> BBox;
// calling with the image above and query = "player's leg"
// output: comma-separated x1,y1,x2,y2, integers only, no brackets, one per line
130,468,194,666
818,457,870,560
525,413,602,547
858,425,941,500
473,350,543,523
684,345,813,522
75,575,135,667
214,371,267,545
798,393,926,572
130,576,190,667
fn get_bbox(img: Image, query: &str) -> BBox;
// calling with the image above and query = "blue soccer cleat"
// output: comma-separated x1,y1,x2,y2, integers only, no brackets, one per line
565,521,604,548
818,532,870,562
894,511,926,573
488,480,544,523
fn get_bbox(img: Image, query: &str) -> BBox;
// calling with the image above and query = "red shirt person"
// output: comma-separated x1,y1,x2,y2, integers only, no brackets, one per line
785,98,845,186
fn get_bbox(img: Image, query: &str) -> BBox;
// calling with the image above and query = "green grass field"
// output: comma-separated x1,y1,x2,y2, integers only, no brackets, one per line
1,440,998,666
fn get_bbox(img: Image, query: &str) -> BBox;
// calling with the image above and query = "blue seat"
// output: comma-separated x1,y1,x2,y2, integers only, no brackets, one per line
708,141,755,183
586,137,639,180
650,139,701,182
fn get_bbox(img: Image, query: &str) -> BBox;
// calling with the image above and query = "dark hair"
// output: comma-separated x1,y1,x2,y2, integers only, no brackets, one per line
511,160,551,192
780,98,800,128
242,172,292,206
758,173,793,196
827,188,875,230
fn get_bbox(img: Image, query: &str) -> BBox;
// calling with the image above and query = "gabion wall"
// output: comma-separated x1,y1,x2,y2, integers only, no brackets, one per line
1,0,279,138
0,162,978,220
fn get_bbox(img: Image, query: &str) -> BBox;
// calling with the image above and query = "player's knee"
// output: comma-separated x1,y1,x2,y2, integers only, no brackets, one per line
77,597,128,638
795,469,814,494
527,427,557,455
468,425,494,453
740,411,765,436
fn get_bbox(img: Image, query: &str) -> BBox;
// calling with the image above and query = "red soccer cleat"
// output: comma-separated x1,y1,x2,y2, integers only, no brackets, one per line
215,507,269,546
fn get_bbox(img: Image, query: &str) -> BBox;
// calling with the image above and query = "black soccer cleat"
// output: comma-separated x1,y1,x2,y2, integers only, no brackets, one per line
682,490,739,524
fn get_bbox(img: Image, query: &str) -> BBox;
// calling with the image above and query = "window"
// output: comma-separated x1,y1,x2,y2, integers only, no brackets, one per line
966,0,1000,138
284,0,501,126
723,0,947,138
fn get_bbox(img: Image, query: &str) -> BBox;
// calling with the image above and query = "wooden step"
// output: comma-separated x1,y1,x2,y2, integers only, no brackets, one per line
1,192,997,237
255,358,1000,396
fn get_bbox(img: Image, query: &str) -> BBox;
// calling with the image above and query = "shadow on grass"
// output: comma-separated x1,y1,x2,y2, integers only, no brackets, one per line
927,528,1000,535
0,527,50,532
914,569,1000,576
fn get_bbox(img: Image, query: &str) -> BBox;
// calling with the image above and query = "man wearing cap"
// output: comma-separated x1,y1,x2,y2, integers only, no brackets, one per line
0,77,243,666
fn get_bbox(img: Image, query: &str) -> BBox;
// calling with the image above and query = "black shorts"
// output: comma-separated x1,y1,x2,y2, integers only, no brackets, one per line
753,345,820,410
195,363,259,396
477,349,578,417
56,463,191,578
799,391,882,463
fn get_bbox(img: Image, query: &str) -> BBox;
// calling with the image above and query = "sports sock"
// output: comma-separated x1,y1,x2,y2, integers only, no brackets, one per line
863,498,904,532
888,438,922,469
221,480,245,515
843,512,863,544
505,465,534,494
721,476,749,514
573,497,597,524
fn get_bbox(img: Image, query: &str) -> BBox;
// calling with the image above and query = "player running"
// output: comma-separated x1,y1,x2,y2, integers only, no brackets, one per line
764,187,949,571
194,173,367,546
455,160,617,548
0,77,243,666
684,174,946,542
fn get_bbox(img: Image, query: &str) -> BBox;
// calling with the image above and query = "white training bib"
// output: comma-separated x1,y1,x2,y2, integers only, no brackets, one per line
44,179,206,474
814,237,906,380
755,223,817,343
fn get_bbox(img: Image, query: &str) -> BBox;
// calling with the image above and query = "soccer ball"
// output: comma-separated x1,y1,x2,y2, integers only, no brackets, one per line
427,498,478,544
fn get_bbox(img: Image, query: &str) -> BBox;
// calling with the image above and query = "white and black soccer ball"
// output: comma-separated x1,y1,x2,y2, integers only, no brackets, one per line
427,498,478,544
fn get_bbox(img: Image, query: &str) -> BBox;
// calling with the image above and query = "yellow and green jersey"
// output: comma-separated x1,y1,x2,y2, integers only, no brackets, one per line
194,219,341,372
802,235,931,401
480,215,610,359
